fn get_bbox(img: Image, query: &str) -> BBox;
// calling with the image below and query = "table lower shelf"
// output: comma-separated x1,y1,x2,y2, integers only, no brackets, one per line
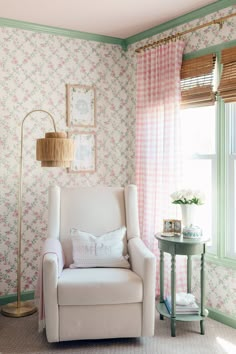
157,302,208,322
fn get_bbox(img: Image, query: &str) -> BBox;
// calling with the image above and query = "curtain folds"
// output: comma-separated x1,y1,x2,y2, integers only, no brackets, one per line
135,41,186,295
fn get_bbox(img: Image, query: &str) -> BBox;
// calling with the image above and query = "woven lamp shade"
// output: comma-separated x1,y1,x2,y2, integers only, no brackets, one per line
36,132,74,167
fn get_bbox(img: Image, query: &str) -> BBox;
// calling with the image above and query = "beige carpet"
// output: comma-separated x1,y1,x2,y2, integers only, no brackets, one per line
0,311,235,354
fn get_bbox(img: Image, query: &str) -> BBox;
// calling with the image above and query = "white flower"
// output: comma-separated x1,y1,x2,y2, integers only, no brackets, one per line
184,189,194,201
194,190,205,204
170,190,183,202
171,188,205,205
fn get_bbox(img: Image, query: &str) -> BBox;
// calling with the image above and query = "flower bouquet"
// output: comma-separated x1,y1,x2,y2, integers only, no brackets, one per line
170,189,205,232
170,189,205,205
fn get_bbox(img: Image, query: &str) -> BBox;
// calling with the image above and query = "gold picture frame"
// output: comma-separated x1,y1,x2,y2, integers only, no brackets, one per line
66,84,96,127
163,219,182,234
68,131,96,173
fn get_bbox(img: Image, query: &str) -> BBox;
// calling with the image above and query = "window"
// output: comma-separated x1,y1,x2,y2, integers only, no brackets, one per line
179,53,217,254
179,47,236,264
180,105,217,253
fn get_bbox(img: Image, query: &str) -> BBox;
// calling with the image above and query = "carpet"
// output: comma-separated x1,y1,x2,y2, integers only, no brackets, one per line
0,311,235,354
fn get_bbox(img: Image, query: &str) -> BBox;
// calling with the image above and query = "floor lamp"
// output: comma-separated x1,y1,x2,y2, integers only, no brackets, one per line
1,110,74,318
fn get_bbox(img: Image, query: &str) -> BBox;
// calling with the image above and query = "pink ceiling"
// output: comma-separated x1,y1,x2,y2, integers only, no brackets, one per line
0,0,217,38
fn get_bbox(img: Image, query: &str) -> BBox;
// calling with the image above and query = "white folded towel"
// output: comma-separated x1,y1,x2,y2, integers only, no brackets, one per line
176,292,195,305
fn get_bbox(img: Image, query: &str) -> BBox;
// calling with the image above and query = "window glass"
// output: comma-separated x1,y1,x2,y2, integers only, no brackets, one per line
180,106,216,156
181,159,215,247
180,105,216,252
226,103,236,258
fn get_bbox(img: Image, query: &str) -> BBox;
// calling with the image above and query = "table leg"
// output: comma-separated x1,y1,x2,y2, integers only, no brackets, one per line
171,254,176,337
200,320,205,335
187,255,192,293
160,250,164,320
200,252,205,335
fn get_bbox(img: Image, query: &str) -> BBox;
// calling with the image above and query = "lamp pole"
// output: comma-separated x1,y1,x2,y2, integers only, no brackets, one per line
1,110,73,317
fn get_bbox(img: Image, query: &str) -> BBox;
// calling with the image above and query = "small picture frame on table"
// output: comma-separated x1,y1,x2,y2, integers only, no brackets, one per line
68,131,96,173
66,84,96,127
162,219,182,236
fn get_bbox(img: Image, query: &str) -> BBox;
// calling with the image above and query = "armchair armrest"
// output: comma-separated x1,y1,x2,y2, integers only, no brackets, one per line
41,238,65,342
128,238,156,336
128,238,155,278
42,238,65,277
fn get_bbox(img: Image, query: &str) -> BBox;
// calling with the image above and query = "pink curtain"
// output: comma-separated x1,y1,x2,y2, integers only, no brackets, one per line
135,41,186,296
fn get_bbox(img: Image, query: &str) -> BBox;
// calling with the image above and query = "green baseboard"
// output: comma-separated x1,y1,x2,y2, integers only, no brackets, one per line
207,307,236,329
0,291,35,306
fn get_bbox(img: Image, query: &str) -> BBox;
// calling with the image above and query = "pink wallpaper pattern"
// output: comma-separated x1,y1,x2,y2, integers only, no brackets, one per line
0,4,236,318
0,28,132,296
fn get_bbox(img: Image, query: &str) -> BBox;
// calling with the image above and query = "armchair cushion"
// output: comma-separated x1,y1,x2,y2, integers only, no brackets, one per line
70,226,130,268
58,268,143,306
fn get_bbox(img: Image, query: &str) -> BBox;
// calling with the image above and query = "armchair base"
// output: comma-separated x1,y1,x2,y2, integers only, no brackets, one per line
57,303,142,341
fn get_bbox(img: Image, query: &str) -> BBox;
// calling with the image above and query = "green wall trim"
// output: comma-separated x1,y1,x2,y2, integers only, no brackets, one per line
0,291,34,306
0,17,125,48
122,39,128,52
208,306,236,329
125,0,236,46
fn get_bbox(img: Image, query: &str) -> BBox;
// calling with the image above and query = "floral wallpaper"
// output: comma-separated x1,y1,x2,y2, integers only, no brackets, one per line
191,259,236,318
0,3,236,319
0,28,132,296
127,4,236,318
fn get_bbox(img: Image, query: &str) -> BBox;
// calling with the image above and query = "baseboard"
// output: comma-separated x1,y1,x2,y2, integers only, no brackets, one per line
207,307,236,329
0,291,35,306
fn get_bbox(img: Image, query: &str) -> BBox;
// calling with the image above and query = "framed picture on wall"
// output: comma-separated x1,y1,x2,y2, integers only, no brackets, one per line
66,84,96,127
68,131,96,173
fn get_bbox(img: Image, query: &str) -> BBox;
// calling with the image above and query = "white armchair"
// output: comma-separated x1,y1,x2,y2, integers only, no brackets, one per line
42,184,156,342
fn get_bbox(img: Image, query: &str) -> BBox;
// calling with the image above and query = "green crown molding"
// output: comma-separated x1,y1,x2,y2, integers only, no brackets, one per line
125,0,236,46
0,1,235,51
0,17,125,48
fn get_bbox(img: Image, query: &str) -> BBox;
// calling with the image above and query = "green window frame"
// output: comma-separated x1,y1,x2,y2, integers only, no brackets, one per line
183,47,236,269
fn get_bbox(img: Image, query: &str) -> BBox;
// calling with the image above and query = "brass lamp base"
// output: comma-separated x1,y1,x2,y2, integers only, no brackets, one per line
1,300,37,318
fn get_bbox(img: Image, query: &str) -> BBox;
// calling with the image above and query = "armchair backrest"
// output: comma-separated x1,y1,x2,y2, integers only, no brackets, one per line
48,184,140,266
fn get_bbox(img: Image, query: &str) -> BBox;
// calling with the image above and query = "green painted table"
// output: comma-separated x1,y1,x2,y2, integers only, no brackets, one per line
155,233,209,337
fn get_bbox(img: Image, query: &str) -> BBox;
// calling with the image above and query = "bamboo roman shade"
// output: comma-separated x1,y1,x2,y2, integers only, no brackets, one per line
180,54,216,108
218,46,236,102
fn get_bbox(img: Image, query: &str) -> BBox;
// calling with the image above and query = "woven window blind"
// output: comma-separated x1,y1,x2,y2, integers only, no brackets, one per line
180,54,216,108
218,46,236,102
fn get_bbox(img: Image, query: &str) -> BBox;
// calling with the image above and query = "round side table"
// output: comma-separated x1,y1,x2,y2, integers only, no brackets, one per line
155,233,209,337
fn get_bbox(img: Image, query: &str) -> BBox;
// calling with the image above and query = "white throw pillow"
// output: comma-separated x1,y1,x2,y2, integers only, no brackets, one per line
70,226,130,268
